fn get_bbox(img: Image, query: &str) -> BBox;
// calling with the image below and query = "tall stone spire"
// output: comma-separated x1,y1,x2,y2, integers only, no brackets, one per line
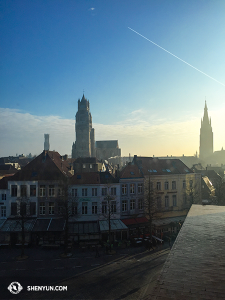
199,101,213,161
71,95,95,158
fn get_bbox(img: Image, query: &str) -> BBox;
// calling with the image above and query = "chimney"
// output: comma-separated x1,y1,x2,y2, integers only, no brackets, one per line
44,134,50,151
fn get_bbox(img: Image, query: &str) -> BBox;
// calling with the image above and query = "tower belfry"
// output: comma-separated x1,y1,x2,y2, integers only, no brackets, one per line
199,101,213,160
72,94,95,158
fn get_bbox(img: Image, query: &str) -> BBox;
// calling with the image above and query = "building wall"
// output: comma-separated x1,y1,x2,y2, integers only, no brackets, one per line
120,178,145,218
69,183,120,222
144,173,201,217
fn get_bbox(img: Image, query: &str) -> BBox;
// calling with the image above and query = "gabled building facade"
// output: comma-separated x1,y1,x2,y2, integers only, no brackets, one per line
133,156,202,218
119,164,145,219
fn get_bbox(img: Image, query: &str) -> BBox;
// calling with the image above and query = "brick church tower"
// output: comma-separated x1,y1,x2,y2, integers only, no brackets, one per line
199,101,213,160
72,94,95,158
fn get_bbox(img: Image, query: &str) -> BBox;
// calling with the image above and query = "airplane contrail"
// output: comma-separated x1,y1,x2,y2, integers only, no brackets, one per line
128,27,225,87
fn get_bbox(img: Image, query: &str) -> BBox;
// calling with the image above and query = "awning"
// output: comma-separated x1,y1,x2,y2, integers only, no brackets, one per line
69,221,99,235
32,218,65,232
122,217,148,226
99,219,128,232
0,218,36,232
153,216,186,227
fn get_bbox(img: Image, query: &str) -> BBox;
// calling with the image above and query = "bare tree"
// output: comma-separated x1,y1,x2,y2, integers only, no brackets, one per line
184,178,201,206
101,185,118,252
214,177,225,205
57,178,79,255
143,176,161,242
16,196,30,258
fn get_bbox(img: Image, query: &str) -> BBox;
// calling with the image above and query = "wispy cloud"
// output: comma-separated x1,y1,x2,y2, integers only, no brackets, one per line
0,107,224,157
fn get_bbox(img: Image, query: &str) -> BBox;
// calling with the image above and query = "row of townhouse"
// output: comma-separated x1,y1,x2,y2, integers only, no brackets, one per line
0,153,202,222
0,160,145,222
0,150,201,244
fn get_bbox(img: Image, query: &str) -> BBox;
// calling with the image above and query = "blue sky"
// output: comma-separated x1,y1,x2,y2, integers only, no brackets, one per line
0,0,225,157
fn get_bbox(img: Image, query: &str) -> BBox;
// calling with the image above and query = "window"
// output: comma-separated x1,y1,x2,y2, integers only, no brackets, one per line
111,201,116,213
90,164,92,169
1,194,6,201
82,188,87,197
102,188,107,196
11,203,17,215
183,194,187,204
39,185,46,197
130,199,135,210
183,180,186,189
130,184,135,194
122,200,127,212
20,202,27,216
30,202,36,215
111,187,116,195
173,195,177,206
92,202,97,214
189,180,193,188
138,199,143,210
157,196,161,210
72,204,78,215
49,185,55,197
71,188,78,197
92,188,97,196
82,202,88,214
1,206,6,217
30,185,36,197
40,202,45,215
157,182,161,190
20,185,27,197
83,164,86,168
102,201,107,214
165,196,169,207
122,184,127,195
172,181,176,190
138,183,143,194
11,185,17,197
164,181,169,190
49,202,54,215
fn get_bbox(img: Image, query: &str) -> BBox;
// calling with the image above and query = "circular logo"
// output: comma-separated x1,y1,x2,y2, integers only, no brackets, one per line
8,282,23,294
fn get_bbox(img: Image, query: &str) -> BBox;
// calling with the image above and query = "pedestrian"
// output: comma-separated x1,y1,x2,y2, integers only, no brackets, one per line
95,245,100,258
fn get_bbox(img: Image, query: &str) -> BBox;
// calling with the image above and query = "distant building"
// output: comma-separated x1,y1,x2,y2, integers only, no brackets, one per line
199,101,213,160
72,94,95,158
73,157,106,173
44,134,50,151
96,140,121,161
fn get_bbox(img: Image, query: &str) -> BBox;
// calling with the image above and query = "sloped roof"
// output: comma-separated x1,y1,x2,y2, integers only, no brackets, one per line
150,205,225,299
99,219,128,232
0,218,36,232
7,151,72,181
0,176,9,189
120,164,144,179
70,171,118,185
133,156,193,175
70,172,100,185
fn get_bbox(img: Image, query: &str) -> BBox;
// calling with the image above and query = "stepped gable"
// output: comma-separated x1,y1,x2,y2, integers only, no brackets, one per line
7,150,72,181
134,156,193,175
